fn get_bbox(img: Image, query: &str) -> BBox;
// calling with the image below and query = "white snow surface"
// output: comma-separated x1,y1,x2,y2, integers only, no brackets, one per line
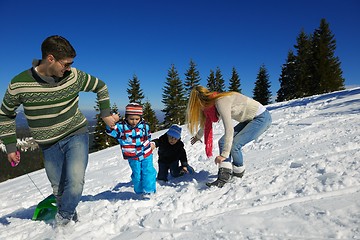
1,88,360,240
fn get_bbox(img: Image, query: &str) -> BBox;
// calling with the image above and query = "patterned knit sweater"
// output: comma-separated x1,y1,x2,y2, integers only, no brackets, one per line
0,65,111,153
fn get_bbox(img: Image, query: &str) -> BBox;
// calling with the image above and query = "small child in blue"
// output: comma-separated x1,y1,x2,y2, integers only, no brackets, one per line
106,103,156,197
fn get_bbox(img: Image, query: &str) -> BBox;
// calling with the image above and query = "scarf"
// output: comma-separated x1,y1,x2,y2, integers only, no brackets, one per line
203,104,219,157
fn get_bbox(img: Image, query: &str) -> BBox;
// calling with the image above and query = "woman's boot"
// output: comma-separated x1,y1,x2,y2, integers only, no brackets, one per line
232,164,245,178
206,162,233,188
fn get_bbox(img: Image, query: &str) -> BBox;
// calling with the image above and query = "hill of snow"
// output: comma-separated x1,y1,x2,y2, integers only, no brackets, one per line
1,88,359,240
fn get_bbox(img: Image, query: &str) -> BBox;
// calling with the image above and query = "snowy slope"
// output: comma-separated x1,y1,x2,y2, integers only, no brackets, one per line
0,88,359,240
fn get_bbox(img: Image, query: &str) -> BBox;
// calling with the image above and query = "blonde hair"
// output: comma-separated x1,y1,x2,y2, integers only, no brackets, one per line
186,85,234,135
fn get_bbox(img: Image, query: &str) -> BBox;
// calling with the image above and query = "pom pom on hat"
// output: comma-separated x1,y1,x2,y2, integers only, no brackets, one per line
167,124,182,139
125,103,143,116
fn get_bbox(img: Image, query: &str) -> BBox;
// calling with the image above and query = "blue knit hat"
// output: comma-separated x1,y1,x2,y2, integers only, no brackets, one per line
167,124,182,139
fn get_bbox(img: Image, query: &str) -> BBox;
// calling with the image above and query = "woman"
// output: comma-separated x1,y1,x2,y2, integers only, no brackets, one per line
187,86,272,187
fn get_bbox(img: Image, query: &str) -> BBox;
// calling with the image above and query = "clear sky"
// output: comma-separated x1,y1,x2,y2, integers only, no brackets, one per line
1,0,359,111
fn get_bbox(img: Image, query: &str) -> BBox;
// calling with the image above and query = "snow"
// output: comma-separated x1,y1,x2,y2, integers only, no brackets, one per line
1,87,360,240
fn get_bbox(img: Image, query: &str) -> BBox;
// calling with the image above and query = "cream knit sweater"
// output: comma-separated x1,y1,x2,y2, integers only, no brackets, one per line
196,92,263,158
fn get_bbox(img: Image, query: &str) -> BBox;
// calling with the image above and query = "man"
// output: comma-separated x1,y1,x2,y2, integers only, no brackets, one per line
0,35,116,225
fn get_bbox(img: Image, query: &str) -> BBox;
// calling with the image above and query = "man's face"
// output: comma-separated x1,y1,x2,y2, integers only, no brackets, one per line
48,55,74,77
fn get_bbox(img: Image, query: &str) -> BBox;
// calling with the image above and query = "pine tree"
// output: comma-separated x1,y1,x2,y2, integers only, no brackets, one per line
228,67,242,93
276,50,297,102
253,64,272,105
127,74,145,104
311,18,345,94
214,67,225,92
184,59,201,99
143,100,159,132
294,29,313,97
162,64,187,127
206,70,216,91
92,100,118,152
112,102,119,115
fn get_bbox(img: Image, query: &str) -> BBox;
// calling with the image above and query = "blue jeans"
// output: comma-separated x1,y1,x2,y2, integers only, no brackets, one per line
128,155,157,194
41,132,89,220
218,110,272,167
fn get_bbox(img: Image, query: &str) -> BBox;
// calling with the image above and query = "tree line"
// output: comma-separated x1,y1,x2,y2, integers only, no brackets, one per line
0,18,344,182
93,18,344,151
276,18,344,101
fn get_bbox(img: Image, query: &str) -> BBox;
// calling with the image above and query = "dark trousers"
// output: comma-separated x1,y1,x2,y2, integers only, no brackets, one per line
157,161,183,181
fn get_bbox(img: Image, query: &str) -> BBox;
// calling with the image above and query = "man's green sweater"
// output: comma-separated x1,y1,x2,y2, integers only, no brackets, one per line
0,65,111,153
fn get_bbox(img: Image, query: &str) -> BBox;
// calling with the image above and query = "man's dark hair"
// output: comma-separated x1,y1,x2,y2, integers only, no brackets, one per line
41,35,76,60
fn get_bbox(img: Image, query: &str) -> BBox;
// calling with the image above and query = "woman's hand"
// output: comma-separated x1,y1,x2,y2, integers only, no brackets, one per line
214,155,226,165
190,136,201,145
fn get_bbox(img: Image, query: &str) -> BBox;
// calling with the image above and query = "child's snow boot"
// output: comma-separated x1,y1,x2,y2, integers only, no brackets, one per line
141,193,152,200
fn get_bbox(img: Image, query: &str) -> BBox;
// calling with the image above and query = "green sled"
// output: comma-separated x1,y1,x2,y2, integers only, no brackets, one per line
32,194,57,221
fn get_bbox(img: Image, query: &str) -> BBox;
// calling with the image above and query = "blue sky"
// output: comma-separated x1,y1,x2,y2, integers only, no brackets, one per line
1,0,359,111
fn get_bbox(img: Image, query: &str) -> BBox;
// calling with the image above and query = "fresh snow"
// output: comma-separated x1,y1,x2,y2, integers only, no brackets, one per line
1,88,359,240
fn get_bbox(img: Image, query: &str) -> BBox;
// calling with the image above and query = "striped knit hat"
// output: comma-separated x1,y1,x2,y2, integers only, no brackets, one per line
167,124,182,139
125,103,143,116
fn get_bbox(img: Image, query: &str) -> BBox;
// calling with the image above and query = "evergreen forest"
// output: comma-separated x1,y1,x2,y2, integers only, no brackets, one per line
0,18,345,182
